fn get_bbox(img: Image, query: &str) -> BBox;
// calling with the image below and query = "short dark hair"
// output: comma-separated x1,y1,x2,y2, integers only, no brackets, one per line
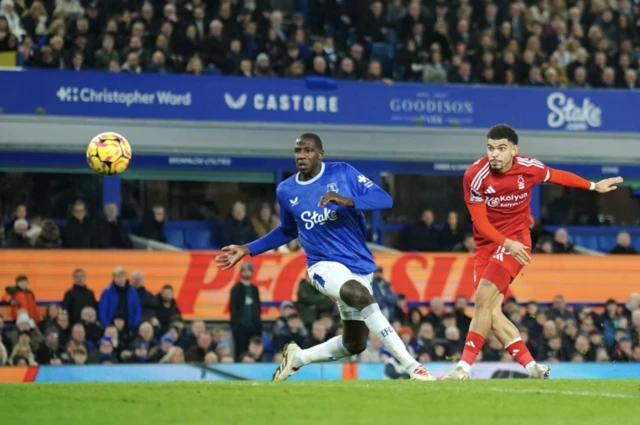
15,275,28,283
162,284,174,291
249,336,263,345
297,133,323,150
487,124,518,145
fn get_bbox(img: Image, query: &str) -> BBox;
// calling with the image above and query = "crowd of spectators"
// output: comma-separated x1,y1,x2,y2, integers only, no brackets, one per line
406,207,639,254
2,198,638,255
2,260,640,367
0,0,638,87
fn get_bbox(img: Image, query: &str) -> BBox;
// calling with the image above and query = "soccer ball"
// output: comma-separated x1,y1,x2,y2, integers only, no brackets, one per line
86,132,132,176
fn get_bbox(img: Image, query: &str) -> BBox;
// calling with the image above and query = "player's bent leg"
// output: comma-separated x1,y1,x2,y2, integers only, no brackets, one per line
339,281,435,381
443,270,505,380
490,295,550,379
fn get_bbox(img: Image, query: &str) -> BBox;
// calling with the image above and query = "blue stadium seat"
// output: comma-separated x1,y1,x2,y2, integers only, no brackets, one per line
572,234,599,251
165,230,186,248
598,236,617,252
185,230,213,250
371,42,395,76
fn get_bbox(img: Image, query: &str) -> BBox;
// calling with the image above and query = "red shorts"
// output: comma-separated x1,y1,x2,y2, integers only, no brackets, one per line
474,235,531,295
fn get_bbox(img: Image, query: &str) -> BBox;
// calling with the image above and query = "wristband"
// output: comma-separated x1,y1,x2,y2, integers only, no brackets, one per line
589,182,596,191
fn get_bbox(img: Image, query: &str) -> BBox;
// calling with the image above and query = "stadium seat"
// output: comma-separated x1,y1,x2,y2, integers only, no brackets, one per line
185,230,213,249
572,235,599,251
165,230,186,248
371,42,395,76
598,236,618,252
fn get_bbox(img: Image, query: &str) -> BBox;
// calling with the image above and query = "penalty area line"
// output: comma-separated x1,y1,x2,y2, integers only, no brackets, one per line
489,387,634,399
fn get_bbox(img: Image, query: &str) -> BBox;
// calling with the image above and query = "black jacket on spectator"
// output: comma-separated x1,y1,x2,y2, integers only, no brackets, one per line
185,344,216,363
229,281,262,358
407,222,440,252
83,321,104,344
136,286,158,319
3,232,31,248
139,212,167,244
62,284,98,325
95,217,133,249
609,245,637,255
155,294,181,332
35,344,62,365
220,215,258,247
438,227,463,252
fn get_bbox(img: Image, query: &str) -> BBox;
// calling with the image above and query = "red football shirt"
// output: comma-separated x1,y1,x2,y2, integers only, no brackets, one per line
463,155,550,249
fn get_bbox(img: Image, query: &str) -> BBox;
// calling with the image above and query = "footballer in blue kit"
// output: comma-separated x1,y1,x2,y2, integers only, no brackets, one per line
216,133,435,381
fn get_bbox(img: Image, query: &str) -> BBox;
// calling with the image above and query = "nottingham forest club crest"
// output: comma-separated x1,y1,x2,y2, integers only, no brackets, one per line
327,182,339,193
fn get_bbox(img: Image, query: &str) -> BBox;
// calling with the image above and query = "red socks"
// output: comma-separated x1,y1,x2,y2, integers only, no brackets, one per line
461,331,486,366
505,338,535,368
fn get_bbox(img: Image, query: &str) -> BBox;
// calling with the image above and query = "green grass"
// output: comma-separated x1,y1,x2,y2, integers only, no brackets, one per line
4,380,640,425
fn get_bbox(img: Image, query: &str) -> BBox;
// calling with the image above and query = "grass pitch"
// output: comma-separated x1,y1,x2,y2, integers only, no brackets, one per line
4,380,640,425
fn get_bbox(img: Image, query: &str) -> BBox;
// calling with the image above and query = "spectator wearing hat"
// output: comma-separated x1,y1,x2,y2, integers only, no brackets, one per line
371,266,397,320
3,275,38,322
150,332,175,362
35,327,62,365
62,268,97,325
99,267,142,330
272,300,308,344
89,335,117,364
229,262,262,359
122,338,151,363
296,272,335,328
273,312,306,352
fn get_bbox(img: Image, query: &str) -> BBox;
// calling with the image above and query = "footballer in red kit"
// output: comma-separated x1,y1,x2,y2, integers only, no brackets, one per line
442,124,623,381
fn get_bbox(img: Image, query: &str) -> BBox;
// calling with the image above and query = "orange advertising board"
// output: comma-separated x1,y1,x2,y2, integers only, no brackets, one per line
0,250,637,320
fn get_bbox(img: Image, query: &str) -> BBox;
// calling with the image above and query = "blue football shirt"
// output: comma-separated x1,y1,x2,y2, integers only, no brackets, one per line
247,162,392,274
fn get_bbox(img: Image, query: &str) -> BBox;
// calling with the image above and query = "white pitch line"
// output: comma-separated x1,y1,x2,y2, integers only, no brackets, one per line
489,387,634,399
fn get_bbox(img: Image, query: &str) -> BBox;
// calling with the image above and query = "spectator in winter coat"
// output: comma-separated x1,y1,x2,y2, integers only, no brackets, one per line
2,275,38,321
95,202,133,249
609,231,638,255
229,263,262,359
62,269,97,325
3,219,31,248
34,220,62,248
131,270,157,320
139,206,167,243
155,285,181,332
80,307,103,345
407,209,440,252
220,202,258,247
62,200,94,248
98,267,141,329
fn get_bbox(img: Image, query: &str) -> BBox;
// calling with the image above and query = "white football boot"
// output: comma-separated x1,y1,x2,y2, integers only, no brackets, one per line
410,364,437,381
440,365,470,380
528,363,551,379
272,342,302,381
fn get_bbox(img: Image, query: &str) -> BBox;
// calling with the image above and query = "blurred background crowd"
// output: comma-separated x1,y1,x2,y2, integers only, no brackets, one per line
0,0,638,86
2,262,639,368
1,0,640,372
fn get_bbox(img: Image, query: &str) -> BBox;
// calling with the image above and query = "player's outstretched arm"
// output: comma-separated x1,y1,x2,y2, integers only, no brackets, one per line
546,168,623,193
216,197,298,270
